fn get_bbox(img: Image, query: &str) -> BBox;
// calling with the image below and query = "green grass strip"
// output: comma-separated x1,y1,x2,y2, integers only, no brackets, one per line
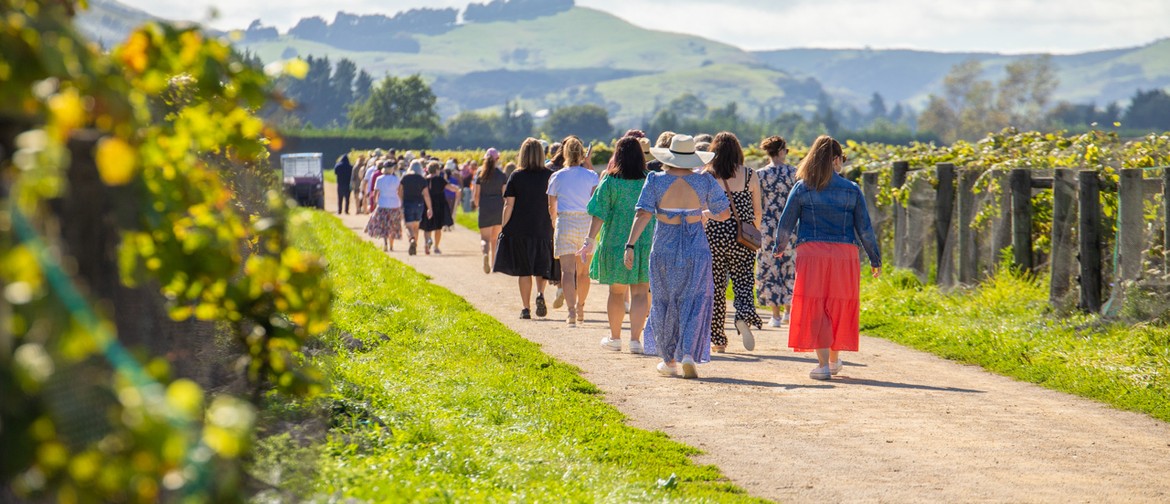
455,209,479,232
287,210,764,502
860,269,1170,422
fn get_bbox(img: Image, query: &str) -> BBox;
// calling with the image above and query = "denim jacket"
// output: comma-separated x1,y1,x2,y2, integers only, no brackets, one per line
772,173,882,267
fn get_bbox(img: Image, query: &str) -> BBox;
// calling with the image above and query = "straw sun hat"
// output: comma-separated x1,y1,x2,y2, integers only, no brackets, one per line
649,134,714,169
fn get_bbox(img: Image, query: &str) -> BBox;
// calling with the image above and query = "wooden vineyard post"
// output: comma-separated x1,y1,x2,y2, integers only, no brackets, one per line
1010,168,1033,271
1117,168,1144,282
862,171,881,242
936,163,956,287
957,169,979,284
892,161,909,269
1049,168,1077,304
1078,170,1102,312
1164,168,1170,274
992,170,1013,270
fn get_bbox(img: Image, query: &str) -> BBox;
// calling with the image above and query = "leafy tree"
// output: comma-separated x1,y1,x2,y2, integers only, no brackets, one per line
496,101,534,146
919,57,1059,143
331,58,357,123
868,92,888,122
668,93,708,121
1123,88,1170,130
1,2,330,501
349,74,442,137
443,111,501,148
814,92,840,136
542,104,613,142
354,69,373,104
997,55,1057,130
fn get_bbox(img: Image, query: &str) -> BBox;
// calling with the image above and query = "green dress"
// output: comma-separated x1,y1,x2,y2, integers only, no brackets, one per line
587,175,654,285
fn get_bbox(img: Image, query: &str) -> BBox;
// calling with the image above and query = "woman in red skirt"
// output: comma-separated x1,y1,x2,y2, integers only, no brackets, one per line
771,135,882,380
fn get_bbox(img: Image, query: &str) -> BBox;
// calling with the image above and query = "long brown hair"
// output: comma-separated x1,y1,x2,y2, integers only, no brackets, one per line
796,135,843,191
706,131,744,180
605,136,647,180
518,137,544,172
476,153,498,180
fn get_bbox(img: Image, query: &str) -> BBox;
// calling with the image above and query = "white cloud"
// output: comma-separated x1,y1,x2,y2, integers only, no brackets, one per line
117,0,1170,54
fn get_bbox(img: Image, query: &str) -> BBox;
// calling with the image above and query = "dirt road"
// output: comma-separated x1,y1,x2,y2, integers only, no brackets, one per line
325,184,1170,503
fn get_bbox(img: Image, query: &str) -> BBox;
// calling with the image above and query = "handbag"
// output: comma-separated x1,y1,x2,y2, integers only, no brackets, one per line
719,167,763,252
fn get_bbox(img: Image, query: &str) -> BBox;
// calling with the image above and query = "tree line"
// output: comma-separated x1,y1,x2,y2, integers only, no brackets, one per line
274,53,1170,151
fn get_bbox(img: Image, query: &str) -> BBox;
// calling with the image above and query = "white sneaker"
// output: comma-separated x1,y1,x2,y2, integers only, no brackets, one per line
735,320,755,351
680,356,698,379
782,312,791,325
553,287,565,309
809,366,831,380
624,302,630,313
656,361,678,376
768,317,782,328
600,337,622,351
628,340,644,354
829,359,843,376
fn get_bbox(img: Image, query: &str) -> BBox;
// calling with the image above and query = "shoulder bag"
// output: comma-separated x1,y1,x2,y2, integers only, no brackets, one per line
719,167,762,251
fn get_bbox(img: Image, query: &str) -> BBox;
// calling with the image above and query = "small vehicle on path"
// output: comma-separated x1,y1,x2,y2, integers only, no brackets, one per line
280,152,324,209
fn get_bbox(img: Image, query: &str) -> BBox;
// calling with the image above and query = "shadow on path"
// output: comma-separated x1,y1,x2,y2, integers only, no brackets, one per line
699,376,835,389
834,376,985,393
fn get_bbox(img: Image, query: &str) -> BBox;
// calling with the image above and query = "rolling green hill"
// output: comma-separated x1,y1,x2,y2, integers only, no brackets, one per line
240,8,755,76
77,0,1170,128
754,39,1170,108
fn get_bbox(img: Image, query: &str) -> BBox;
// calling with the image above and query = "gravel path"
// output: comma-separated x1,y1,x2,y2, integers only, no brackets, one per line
326,185,1170,503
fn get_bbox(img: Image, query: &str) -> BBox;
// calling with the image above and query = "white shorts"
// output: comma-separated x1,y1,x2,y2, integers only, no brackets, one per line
554,212,591,257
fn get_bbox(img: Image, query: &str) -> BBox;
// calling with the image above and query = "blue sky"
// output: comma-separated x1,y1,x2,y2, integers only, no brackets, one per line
118,0,1170,54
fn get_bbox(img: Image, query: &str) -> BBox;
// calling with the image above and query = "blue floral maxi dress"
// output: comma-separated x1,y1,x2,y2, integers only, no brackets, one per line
637,172,731,364
756,163,798,307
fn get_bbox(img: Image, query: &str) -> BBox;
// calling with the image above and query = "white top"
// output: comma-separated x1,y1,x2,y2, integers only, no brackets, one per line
374,174,401,209
364,165,381,191
546,165,599,213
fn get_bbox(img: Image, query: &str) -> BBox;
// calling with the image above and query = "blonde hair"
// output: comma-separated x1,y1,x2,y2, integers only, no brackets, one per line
562,136,587,167
518,137,544,171
796,135,843,191
426,160,442,175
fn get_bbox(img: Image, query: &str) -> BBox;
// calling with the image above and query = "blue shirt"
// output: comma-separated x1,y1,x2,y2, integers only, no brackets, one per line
546,165,599,213
772,173,882,267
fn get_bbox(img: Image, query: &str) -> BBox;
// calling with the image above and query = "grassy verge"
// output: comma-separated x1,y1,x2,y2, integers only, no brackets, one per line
860,268,1170,422
456,209,479,232
278,210,762,502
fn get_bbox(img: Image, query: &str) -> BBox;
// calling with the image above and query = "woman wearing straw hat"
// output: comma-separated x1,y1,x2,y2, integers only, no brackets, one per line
625,134,731,378
771,135,881,380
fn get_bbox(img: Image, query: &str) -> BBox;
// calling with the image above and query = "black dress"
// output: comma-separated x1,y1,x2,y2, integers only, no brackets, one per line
493,168,558,280
420,176,454,231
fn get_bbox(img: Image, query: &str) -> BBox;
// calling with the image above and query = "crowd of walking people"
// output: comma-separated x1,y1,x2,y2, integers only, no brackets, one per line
345,130,881,381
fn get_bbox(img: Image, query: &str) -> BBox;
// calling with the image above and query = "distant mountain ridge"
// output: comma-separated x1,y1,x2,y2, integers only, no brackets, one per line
77,0,1170,127
754,40,1170,108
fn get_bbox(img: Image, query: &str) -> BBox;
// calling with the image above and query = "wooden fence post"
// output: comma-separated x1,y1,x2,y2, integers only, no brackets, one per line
1049,168,1077,303
1117,168,1144,282
892,161,909,269
1078,170,1102,312
862,171,880,241
957,169,979,283
1010,168,1033,271
936,163,956,287
1164,168,1170,274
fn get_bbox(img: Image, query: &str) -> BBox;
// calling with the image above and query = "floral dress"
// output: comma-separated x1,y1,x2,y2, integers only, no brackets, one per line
756,163,798,307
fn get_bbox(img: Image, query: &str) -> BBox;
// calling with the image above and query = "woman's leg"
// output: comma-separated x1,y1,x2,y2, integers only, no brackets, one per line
559,254,578,320
629,283,650,342
518,276,533,310
487,225,502,264
815,348,830,368
731,250,762,327
710,252,730,348
575,254,591,316
606,284,628,340
771,305,782,318
433,228,443,250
